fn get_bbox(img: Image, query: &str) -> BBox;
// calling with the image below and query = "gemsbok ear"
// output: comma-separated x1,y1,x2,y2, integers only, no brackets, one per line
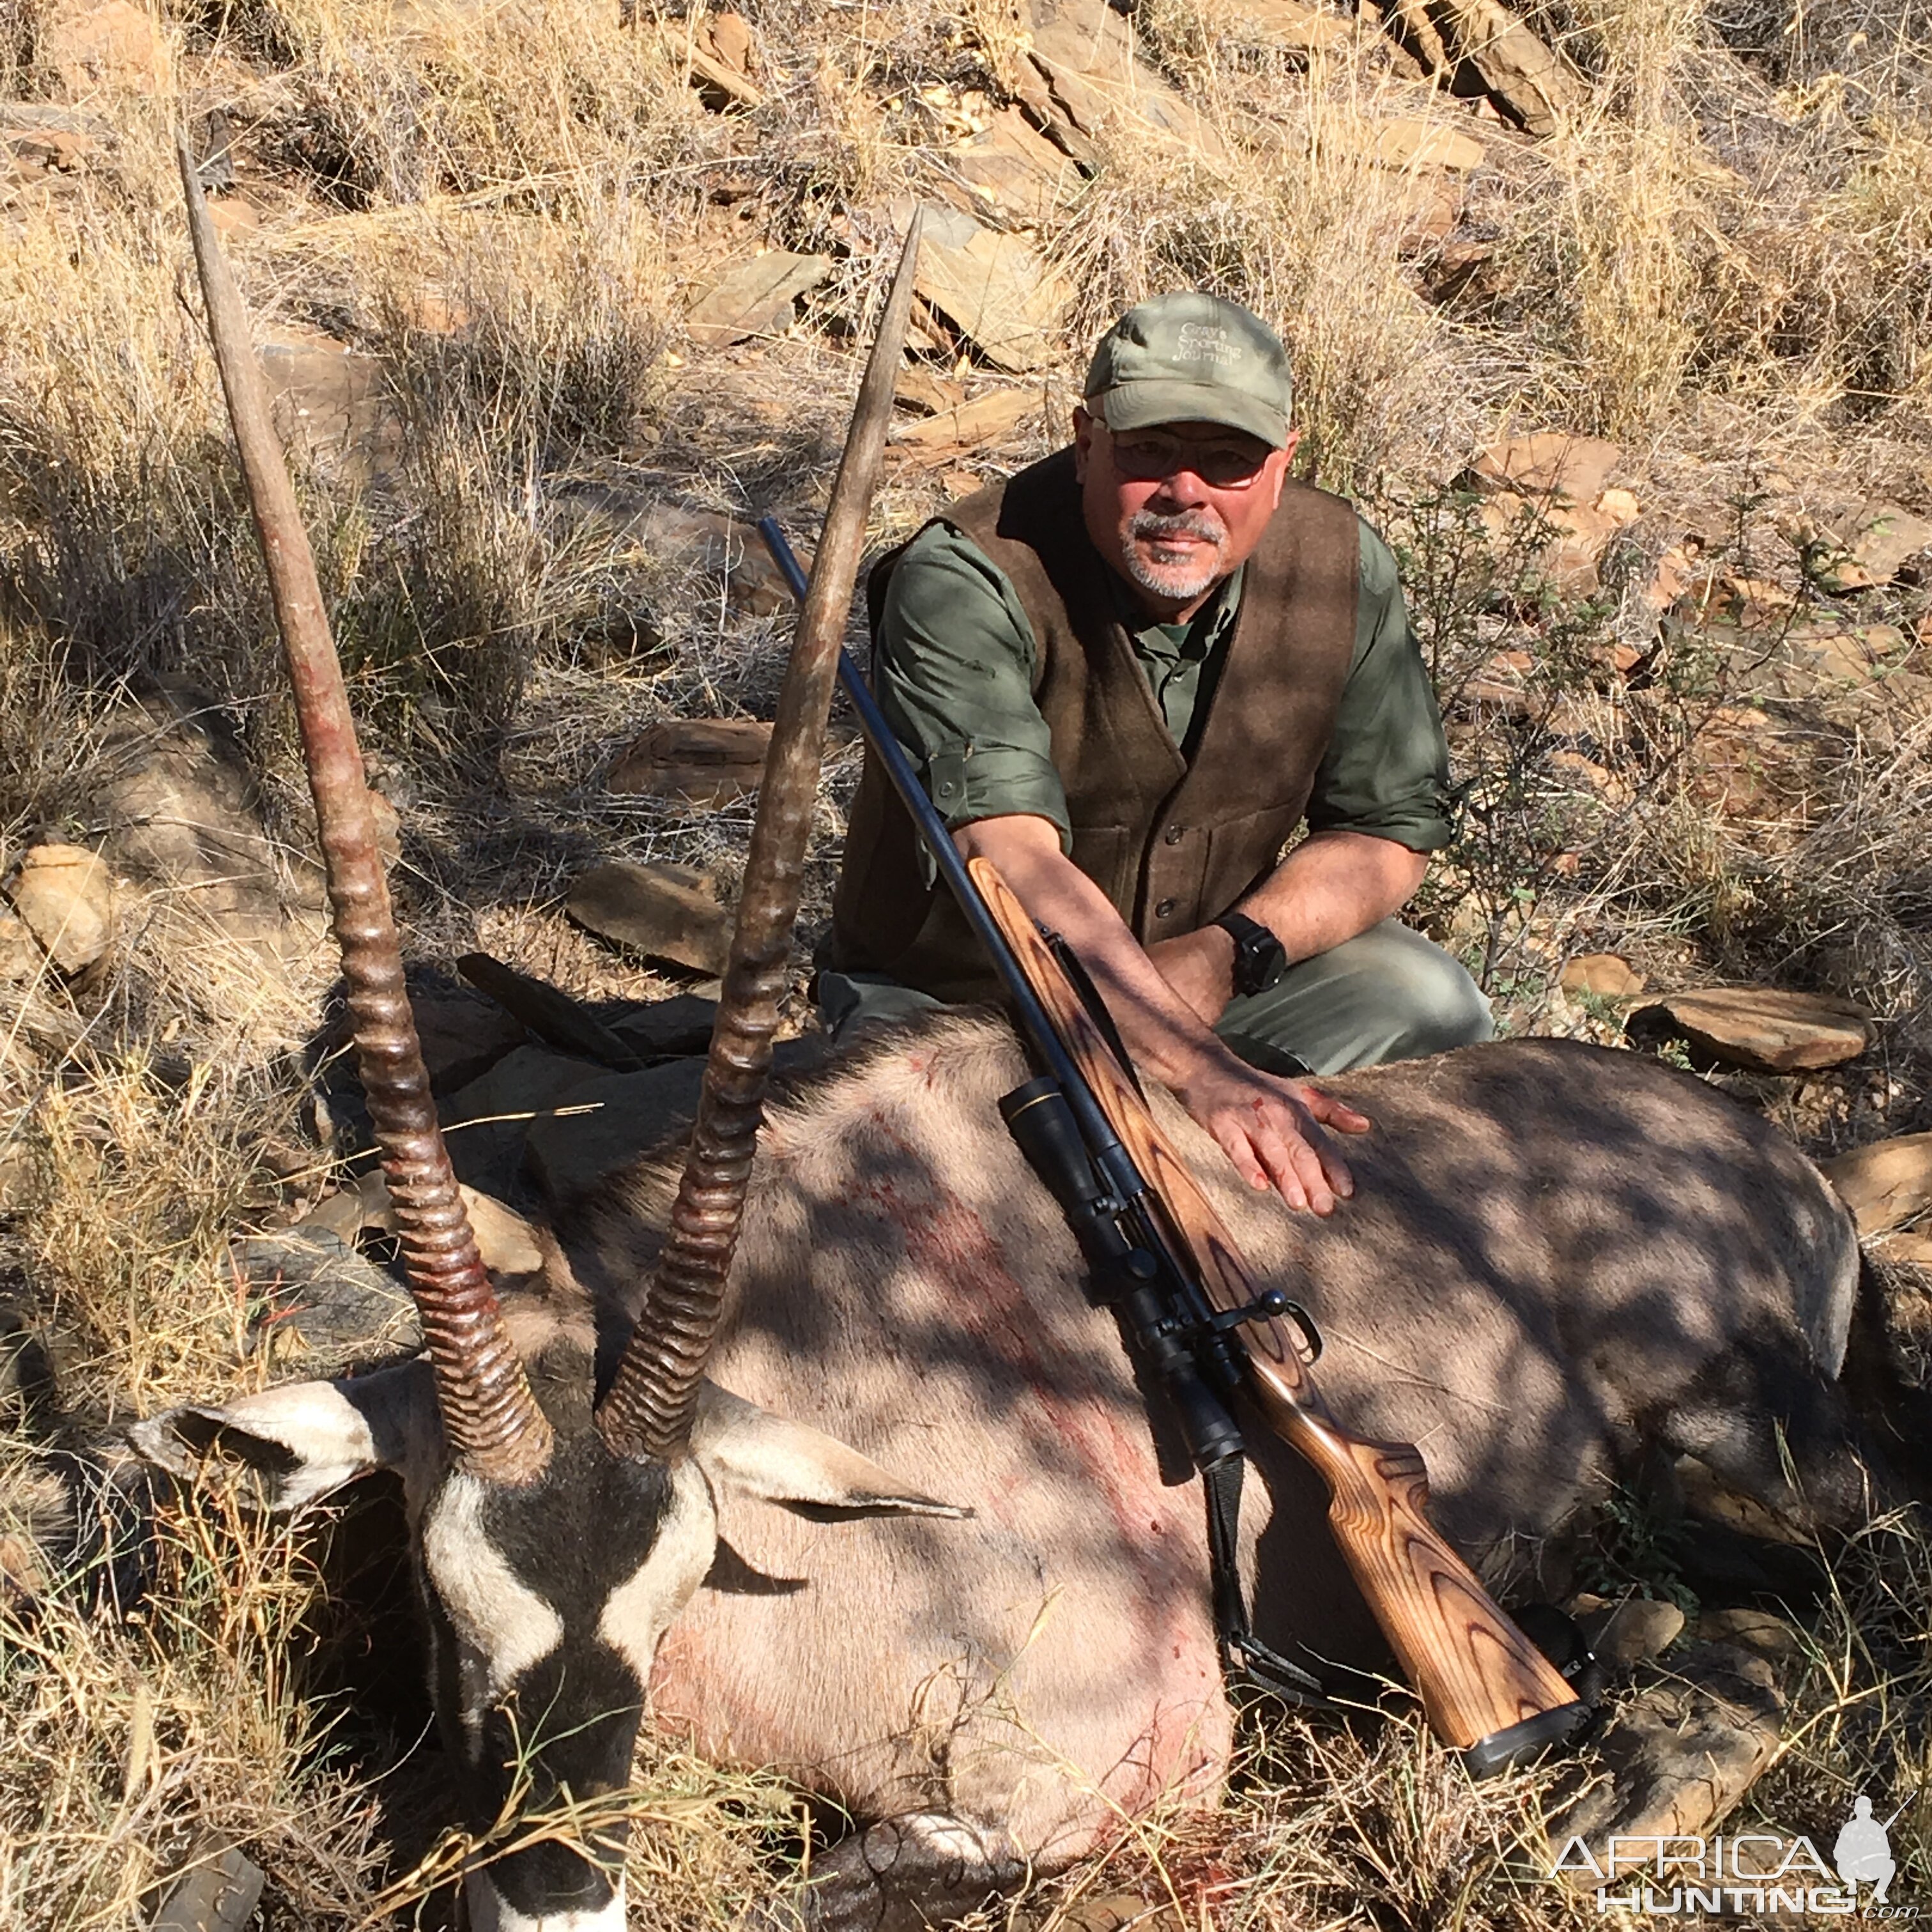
690,1384,969,1521
127,1361,441,1512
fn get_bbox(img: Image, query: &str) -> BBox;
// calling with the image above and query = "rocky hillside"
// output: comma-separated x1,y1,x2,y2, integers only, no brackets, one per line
3,0,1932,1924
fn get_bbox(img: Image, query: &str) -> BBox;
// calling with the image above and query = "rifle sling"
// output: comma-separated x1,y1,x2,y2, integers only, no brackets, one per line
1202,1453,1338,1712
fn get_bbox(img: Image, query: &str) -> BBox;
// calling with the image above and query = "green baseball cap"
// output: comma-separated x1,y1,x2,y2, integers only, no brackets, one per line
1083,293,1292,448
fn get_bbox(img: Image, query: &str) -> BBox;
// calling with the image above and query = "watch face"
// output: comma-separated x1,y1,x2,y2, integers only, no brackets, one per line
1238,931,1269,995
1241,930,1285,995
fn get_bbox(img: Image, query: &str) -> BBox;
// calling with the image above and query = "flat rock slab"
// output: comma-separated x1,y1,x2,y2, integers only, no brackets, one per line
314,979,528,1092
707,8,756,72
1630,987,1871,1073
1692,1607,1800,1666
1561,953,1645,998
1821,1133,1932,1236
407,985,531,1091
458,951,646,1068
1378,0,1580,137
6,843,114,974
567,859,732,975
896,365,967,415
655,19,762,107
1203,0,1353,52
686,250,832,348
236,1230,422,1375
1468,432,1622,503
1799,500,1932,592
1478,486,1630,594
151,1843,264,1932
45,0,172,95
3,103,113,180
608,717,772,803
908,202,1068,373
457,960,719,1068
893,386,1040,456
1026,0,1229,162
442,1045,617,1199
1324,114,1485,171
0,911,41,984
290,1165,547,1272
950,108,1080,227
1551,1643,1784,1892
526,1059,709,1193
1580,1595,1685,1669
604,990,719,1058
562,491,798,616
259,326,398,487
96,696,326,939
526,1036,827,1195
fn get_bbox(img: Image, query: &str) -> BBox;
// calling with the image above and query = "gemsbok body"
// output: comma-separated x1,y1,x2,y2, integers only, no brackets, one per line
134,153,1905,1931
135,1013,1890,1929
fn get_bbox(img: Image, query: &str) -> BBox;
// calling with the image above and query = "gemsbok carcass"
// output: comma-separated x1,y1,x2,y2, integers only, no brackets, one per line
127,150,1910,1932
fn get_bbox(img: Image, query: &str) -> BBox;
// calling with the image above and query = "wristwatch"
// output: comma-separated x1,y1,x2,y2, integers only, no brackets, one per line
1210,910,1287,998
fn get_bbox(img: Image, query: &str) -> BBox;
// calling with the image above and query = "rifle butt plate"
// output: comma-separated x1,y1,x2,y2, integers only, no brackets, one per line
1457,1698,1590,1781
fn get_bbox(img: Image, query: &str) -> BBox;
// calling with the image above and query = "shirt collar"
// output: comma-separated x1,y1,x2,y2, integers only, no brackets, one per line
1110,563,1245,659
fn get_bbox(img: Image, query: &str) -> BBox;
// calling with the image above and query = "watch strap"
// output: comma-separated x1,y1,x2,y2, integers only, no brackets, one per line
1210,910,1287,997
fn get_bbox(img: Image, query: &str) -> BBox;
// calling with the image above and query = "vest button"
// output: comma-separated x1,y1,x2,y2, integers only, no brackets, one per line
1154,898,1176,919
1163,825,1184,845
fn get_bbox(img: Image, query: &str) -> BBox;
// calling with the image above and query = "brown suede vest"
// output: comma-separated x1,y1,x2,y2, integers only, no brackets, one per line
829,446,1360,1003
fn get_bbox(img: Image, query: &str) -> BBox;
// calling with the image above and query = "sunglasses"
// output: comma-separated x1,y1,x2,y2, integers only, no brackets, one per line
1105,431,1275,489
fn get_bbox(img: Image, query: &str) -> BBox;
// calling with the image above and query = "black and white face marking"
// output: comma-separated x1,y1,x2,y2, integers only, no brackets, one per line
415,1433,719,1927
465,1864,629,1932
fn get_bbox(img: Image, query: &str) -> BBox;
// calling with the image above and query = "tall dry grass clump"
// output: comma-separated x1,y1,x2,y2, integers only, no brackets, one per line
0,1486,389,1930
201,0,698,205
0,131,266,688
1478,0,1932,431
1052,109,1469,493
12,1043,310,1419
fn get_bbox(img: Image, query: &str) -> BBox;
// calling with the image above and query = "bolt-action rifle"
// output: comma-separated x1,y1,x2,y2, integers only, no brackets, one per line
756,516,1587,1777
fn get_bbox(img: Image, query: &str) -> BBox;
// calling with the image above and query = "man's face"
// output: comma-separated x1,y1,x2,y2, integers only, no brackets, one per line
1074,410,1295,612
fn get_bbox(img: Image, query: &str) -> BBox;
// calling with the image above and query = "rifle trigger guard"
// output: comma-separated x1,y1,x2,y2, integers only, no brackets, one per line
1207,1289,1322,1363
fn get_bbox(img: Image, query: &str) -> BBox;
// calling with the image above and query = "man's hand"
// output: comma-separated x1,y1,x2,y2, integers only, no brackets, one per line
1165,1044,1370,1211
955,813,1381,1212
1146,926,1236,1025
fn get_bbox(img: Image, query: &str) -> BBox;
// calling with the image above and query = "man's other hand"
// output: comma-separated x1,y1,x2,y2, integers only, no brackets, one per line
1168,1048,1370,1213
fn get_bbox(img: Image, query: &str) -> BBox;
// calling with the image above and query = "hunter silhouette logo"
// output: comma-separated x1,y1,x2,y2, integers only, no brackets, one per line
1552,1798,1917,1917
1837,1797,1904,1905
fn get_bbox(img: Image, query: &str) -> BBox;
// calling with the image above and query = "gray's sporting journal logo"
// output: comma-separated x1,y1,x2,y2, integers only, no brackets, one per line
1552,1798,1915,1917
1174,321,1243,368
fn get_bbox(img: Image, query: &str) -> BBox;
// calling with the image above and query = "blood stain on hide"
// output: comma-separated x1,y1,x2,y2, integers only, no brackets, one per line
850,1150,1211,1801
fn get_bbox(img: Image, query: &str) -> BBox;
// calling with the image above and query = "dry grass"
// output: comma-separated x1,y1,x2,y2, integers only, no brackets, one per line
0,1483,387,1928
1,0,1931,1922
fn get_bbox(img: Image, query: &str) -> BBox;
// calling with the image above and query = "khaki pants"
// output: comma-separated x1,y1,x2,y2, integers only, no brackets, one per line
816,919,1492,1077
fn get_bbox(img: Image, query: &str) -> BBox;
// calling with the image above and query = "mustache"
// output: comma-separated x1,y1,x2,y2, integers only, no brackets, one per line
1128,509,1228,546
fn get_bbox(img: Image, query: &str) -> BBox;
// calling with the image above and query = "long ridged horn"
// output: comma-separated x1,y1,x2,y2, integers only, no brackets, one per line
596,213,924,1461
176,135,553,1486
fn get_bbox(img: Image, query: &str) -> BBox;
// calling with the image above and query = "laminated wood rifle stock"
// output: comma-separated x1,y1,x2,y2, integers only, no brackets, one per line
966,855,1587,1771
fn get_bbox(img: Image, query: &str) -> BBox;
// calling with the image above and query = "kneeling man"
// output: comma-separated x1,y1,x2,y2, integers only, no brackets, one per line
822,294,1487,1213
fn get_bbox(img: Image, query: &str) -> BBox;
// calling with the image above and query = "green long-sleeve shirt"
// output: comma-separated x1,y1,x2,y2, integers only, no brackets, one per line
871,517,1457,854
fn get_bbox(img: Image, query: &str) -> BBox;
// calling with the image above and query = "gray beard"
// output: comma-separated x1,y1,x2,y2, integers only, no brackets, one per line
1121,510,1228,603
